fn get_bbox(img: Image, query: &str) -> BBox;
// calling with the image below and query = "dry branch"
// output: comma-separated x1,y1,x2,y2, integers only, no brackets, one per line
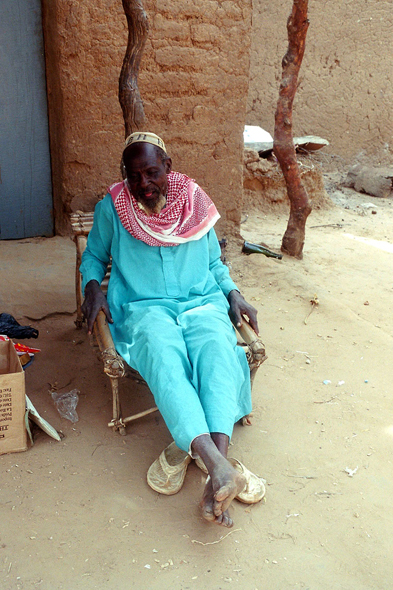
119,0,149,137
274,0,311,259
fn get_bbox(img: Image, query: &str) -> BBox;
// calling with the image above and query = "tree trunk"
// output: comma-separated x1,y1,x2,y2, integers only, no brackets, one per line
273,0,311,259
119,0,149,138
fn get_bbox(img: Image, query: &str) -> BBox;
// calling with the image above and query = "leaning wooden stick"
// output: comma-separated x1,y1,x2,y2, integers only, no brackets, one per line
119,0,149,137
274,0,312,259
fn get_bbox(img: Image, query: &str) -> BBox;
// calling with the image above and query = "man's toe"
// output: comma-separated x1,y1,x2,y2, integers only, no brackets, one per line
213,511,233,528
214,483,237,515
221,513,233,528
201,501,216,522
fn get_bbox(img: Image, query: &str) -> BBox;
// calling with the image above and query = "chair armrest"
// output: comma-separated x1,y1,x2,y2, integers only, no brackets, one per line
94,311,126,378
234,319,267,368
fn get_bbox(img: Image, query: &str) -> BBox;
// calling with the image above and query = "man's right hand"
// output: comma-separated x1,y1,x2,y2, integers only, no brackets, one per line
81,280,113,334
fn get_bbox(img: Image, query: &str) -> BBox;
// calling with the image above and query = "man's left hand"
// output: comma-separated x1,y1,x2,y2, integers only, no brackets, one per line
228,290,259,335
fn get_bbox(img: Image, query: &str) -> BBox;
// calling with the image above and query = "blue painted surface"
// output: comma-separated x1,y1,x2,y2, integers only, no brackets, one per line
0,0,53,239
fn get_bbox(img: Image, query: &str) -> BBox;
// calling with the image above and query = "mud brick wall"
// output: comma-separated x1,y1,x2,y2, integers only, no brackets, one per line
42,0,252,235
247,0,393,165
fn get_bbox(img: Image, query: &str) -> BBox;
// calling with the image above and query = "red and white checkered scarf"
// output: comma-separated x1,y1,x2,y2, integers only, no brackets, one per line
109,171,220,247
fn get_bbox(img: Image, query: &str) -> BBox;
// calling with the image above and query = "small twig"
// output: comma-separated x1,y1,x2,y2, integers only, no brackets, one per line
286,475,316,479
191,528,241,545
304,295,319,325
91,443,104,457
310,223,345,229
25,311,76,321
285,513,300,524
313,396,339,404
297,159,315,172
315,491,342,496
268,532,296,543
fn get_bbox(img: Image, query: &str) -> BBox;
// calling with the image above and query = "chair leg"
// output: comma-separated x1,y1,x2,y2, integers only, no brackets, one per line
109,375,126,435
74,240,84,328
249,367,258,389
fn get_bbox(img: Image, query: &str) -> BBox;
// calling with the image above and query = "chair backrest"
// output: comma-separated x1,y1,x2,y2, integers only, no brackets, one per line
70,211,111,326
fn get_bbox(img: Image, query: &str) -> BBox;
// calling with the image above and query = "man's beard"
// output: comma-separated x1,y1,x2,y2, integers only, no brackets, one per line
137,192,167,216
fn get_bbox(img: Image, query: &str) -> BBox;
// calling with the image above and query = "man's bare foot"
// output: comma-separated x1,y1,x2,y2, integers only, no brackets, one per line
192,434,246,526
211,460,246,517
200,476,234,528
200,461,246,527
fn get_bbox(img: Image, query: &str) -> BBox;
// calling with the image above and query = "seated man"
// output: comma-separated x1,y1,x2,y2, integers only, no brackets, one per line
80,132,259,528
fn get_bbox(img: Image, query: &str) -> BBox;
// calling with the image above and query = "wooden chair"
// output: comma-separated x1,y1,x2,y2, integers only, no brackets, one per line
70,211,267,435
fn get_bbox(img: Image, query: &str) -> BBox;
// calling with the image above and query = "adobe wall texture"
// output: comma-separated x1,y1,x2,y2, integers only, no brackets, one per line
42,0,252,235
247,1,393,166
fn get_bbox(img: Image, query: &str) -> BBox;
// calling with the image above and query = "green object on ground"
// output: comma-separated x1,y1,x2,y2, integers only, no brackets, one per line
242,241,283,259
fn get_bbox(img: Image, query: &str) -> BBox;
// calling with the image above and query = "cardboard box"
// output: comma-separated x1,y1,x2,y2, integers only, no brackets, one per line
0,340,27,455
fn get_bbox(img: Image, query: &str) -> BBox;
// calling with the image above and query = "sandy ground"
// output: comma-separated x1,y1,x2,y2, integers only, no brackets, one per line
1,180,393,590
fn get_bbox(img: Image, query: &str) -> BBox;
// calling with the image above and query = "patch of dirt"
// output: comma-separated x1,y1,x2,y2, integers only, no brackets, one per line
1,177,393,590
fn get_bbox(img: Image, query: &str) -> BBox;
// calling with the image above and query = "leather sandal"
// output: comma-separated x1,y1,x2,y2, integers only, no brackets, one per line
147,441,191,495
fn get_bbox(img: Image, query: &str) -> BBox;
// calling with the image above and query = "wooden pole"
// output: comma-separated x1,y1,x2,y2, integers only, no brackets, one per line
273,0,311,259
119,0,149,137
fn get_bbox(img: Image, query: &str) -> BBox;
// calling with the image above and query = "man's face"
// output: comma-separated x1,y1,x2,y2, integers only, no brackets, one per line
124,143,172,211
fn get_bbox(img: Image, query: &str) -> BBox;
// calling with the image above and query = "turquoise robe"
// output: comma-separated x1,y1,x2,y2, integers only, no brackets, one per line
80,194,251,451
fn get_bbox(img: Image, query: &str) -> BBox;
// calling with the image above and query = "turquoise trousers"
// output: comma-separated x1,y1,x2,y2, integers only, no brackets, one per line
113,300,252,452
